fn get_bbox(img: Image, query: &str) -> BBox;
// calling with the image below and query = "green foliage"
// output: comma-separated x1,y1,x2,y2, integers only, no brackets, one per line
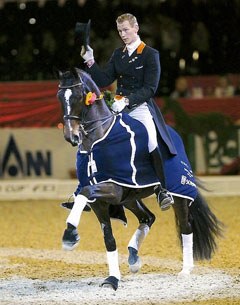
162,97,234,143
103,90,115,108
162,97,191,136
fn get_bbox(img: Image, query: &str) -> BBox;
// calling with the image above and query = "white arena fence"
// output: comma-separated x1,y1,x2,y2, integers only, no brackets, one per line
0,176,239,201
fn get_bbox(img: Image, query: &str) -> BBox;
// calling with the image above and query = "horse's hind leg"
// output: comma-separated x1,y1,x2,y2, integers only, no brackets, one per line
124,199,155,273
172,196,194,275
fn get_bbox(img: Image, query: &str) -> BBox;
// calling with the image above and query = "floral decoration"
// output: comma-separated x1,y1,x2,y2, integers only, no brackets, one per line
85,92,104,106
85,92,97,105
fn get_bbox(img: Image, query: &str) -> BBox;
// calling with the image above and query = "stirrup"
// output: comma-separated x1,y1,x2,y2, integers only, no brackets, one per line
159,195,174,211
155,186,174,211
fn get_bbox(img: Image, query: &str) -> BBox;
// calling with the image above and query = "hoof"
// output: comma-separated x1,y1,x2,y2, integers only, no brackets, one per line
128,247,142,273
129,258,142,273
62,228,80,251
101,276,119,291
62,240,80,251
178,266,194,276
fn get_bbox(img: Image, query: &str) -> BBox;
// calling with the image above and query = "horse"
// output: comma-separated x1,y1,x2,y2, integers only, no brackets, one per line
56,67,224,290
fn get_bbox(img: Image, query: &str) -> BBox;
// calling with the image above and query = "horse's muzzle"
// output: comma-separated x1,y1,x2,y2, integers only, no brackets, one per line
65,134,81,146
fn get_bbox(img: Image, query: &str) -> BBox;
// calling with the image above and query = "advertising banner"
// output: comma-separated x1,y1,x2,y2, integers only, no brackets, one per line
0,128,77,179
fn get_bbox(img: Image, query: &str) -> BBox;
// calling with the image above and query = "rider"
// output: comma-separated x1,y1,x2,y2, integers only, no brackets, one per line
79,13,176,211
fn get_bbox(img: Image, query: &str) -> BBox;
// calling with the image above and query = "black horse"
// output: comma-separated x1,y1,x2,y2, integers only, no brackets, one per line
56,68,224,290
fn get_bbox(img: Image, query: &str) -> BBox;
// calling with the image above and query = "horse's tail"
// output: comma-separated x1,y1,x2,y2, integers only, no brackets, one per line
190,191,225,260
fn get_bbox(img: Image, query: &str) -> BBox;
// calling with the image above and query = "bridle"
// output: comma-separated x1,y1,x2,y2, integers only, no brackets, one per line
58,80,114,136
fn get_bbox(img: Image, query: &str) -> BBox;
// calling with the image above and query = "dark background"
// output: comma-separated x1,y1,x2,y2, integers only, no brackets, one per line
1,0,240,95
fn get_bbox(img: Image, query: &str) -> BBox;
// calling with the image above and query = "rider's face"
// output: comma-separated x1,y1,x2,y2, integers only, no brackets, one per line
117,20,139,45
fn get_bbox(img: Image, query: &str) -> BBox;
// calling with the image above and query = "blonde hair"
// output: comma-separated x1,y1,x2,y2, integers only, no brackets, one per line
116,13,139,27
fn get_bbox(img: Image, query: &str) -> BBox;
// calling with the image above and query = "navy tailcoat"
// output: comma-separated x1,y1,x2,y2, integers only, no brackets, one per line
86,42,177,156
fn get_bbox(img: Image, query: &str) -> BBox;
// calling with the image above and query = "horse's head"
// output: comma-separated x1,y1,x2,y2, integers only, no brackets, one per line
56,67,112,147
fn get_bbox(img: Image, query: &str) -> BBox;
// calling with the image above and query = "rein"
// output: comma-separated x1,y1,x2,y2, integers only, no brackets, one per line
63,113,114,136
58,82,83,89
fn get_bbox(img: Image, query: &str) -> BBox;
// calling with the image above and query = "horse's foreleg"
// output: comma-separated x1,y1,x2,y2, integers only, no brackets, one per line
102,223,121,283
102,248,120,291
91,203,121,291
62,194,88,250
102,221,120,280
66,194,88,227
173,197,194,276
125,199,155,273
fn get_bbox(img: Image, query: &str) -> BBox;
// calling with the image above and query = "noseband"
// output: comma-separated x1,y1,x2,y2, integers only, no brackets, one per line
59,80,114,136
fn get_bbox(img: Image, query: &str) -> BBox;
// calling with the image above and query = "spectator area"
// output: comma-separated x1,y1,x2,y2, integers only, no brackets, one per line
185,74,240,96
1,75,240,128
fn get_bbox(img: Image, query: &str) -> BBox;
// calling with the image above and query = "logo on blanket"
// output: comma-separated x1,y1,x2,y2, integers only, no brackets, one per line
181,175,196,187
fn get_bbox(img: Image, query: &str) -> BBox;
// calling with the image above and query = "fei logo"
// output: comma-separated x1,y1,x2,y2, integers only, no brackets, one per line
0,135,52,177
181,175,196,188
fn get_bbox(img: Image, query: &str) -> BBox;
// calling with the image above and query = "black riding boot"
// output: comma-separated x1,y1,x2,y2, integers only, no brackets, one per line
150,147,174,211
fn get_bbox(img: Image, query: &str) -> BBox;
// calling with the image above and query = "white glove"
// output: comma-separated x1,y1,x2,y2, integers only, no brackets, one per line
111,97,128,113
80,45,94,62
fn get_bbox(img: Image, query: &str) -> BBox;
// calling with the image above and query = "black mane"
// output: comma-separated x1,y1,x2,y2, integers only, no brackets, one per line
57,67,101,97
77,68,101,96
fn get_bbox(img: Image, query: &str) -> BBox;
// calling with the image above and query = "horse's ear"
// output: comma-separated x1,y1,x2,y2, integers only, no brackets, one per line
70,67,79,79
52,66,63,80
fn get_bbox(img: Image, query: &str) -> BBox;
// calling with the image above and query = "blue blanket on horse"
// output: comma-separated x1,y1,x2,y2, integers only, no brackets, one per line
76,113,159,188
162,126,197,201
76,113,197,201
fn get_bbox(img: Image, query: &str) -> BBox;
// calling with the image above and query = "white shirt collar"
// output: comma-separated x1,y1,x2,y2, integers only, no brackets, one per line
126,36,141,56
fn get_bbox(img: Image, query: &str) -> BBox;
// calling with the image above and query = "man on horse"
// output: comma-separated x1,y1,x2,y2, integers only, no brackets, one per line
79,13,177,211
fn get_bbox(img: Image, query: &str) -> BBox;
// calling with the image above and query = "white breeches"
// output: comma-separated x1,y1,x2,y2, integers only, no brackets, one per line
128,102,158,153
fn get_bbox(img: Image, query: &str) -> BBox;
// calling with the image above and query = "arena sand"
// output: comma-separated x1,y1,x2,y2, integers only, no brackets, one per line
0,196,239,305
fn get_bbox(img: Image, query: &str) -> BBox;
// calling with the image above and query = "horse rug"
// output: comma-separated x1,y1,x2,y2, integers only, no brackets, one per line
76,113,197,201
76,113,158,188
163,126,197,201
